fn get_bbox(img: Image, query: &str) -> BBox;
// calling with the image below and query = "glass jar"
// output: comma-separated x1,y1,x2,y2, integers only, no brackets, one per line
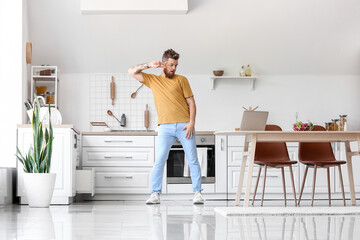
339,115,347,131
325,122,332,131
331,119,339,131
46,91,55,105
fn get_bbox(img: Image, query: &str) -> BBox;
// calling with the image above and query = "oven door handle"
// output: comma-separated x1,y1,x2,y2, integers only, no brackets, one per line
170,148,212,151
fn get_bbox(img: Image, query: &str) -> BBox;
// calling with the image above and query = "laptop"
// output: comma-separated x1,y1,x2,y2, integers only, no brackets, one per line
240,111,269,131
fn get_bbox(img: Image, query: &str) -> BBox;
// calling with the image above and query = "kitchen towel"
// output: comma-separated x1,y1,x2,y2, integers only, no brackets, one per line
183,148,208,177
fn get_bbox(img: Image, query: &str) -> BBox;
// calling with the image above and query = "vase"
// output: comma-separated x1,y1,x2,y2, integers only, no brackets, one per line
23,173,56,208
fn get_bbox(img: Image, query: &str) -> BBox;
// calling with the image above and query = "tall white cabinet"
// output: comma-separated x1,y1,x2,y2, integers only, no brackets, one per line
17,125,80,204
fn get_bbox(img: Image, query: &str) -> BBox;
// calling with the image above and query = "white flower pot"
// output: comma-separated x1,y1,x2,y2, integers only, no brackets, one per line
23,173,56,208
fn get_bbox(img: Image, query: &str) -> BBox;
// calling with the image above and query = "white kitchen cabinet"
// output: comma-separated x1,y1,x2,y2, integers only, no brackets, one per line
82,135,154,147
81,135,155,195
226,139,300,198
17,126,80,204
91,167,152,194
215,135,227,193
335,142,360,194
82,147,154,167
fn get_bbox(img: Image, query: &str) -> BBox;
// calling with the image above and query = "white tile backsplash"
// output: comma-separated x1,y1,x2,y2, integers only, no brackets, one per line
89,73,157,130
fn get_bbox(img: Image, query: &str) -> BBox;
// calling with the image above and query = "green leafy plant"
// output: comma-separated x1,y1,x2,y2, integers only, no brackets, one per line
16,95,53,173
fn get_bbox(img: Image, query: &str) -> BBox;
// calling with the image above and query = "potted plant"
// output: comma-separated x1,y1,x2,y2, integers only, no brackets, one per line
16,95,56,208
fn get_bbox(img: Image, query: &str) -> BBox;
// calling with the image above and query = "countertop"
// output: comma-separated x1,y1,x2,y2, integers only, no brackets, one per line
82,131,214,136
17,124,80,135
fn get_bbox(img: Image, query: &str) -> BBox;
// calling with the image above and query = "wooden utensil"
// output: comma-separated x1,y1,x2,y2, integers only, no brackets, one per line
107,110,121,124
131,84,144,99
144,104,149,131
26,42,32,64
110,76,115,105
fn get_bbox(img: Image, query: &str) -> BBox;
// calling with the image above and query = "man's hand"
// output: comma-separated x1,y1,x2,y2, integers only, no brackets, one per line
149,61,164,68
182,122,195,139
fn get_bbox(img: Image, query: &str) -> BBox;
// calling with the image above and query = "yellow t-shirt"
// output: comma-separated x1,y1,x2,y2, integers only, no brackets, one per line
142,72,194,125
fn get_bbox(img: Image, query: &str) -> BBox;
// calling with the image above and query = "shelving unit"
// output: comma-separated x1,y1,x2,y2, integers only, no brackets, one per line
210,76,257,90
31,66,59,108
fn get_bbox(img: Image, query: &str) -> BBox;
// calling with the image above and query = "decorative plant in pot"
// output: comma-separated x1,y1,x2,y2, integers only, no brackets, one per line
16,95,56,208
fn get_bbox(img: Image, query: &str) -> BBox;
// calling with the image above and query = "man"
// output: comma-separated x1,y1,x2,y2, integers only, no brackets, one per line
128,49,204,204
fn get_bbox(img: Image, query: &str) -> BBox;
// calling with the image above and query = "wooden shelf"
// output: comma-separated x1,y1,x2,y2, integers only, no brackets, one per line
210,76,257,90
33,76,57,81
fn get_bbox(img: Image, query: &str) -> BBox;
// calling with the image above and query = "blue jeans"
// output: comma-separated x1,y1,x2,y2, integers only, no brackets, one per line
151,122,202,193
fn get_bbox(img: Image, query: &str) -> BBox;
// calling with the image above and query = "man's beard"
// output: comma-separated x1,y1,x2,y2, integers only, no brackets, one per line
164,69,175,78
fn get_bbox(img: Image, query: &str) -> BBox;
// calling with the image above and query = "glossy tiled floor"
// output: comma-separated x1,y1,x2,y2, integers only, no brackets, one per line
1,200,360,239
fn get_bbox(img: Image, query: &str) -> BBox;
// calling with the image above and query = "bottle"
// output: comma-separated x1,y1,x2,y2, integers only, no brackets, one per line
120,113,126,127
245,64,252,76
239,66,245,76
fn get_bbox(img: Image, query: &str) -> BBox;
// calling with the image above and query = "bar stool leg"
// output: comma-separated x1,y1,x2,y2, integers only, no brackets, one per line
311,165,318,207
252,166,262,206
327,167,331,206
338,165,346,206
261,165,268,207
281,167,287,206
298,165,309,206
289,165,297,206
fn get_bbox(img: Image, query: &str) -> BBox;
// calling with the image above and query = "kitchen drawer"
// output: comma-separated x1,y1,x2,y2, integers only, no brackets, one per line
82,135,155,147
228,146,299,167
228,166,299,194
228,136,246,147
82,147,154,167
94,167,152,194
76,168,95,196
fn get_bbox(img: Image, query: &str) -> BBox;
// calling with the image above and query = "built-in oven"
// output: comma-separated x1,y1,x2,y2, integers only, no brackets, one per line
166,134,215,184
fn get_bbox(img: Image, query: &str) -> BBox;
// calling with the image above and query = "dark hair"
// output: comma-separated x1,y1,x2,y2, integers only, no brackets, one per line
162,49,180,62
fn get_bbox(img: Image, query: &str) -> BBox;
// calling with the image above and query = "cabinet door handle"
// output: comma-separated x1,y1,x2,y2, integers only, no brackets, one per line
104,140,133,143
104,176,133,179
103,156,133,159
221,138,224,151
251,175,278,178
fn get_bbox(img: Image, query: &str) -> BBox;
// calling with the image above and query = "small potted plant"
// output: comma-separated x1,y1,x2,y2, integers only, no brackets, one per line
16,95,56,208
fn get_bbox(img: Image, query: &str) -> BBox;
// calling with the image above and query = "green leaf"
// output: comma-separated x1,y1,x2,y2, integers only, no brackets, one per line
45,120,53,173
17,93,54,174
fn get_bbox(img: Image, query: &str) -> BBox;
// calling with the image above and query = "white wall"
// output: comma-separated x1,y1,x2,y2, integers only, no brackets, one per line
59,73,360,132
26,0,360,131
27,0,360,75
0,1,23,169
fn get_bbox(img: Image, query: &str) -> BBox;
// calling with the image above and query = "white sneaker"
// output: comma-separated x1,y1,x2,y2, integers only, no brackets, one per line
146,192,160,204
193,191,205,204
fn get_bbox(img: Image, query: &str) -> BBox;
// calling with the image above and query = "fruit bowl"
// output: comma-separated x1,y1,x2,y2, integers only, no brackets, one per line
293,121,313,131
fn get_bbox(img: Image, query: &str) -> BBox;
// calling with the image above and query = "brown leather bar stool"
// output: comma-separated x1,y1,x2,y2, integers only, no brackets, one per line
252,125,298,206
297,125,346,206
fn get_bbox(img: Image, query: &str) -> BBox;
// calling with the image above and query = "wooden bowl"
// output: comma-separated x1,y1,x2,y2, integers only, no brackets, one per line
213,70,224,76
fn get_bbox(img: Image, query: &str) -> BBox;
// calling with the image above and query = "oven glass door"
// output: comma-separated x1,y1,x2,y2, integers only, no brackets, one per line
167,145,215,184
